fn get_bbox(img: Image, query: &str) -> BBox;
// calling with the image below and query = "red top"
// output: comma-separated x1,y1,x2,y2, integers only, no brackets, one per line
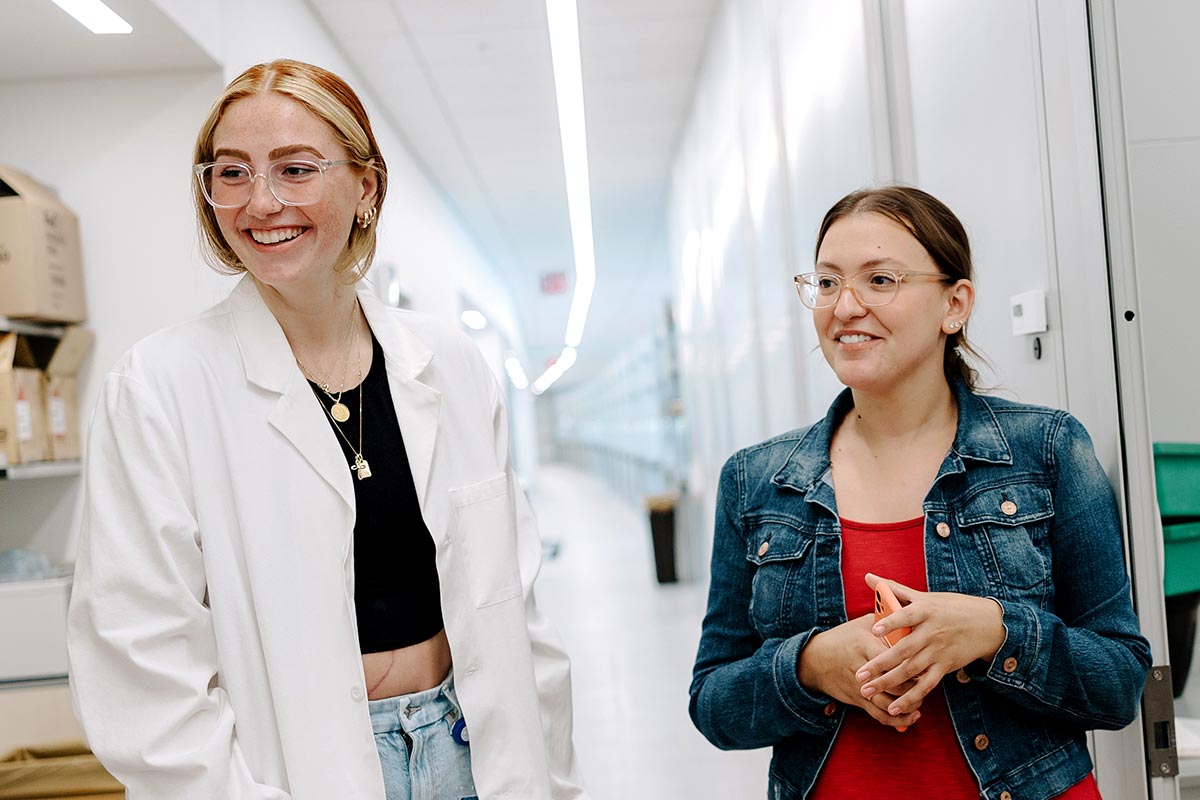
808,516,1100,800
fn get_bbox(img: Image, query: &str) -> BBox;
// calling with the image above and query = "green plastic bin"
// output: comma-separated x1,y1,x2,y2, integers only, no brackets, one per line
1153,442,1200,519
1164,521,1200,597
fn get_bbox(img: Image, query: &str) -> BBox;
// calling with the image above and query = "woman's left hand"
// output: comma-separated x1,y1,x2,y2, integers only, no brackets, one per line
855,573,1007,717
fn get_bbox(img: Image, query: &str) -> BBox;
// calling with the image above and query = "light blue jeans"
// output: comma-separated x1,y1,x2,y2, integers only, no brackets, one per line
369,672,477,800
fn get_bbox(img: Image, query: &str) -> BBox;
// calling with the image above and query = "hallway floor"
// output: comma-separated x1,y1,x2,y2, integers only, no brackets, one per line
529,463,769,800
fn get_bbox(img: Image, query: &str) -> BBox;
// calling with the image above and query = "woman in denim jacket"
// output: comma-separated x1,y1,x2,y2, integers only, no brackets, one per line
689,186,1151,800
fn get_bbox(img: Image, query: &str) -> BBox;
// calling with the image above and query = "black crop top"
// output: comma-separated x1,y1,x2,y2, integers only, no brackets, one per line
307,332,444,654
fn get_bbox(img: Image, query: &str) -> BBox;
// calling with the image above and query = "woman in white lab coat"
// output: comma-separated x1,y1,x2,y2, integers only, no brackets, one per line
67,59,587,800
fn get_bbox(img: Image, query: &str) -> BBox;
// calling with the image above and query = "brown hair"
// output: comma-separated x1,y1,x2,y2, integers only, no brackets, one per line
814,185,986,390
192,59,388,280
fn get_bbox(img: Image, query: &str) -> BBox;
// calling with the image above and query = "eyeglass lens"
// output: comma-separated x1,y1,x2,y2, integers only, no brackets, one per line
199,160,326,207
798,271,902,308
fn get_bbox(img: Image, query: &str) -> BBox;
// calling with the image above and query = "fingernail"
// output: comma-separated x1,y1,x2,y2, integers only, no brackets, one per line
861,686,876,698
855,669,870,682
872,625,884,635
889,704,902,715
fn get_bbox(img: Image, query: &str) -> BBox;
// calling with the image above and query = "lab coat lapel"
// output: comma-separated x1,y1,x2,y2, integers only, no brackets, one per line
357,287,441,506
227,277,355,512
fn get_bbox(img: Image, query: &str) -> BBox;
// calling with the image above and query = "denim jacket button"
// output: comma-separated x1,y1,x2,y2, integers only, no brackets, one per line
935,522,951,538
955,668,971,684
974,734,990,751
1000,500,1018,515
758,541,770,557
1003,657,1018,673
823,702,837,717
999,792,1013,800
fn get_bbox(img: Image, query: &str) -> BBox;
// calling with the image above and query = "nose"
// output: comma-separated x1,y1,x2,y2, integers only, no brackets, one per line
833,282,867,319
244,173,282,217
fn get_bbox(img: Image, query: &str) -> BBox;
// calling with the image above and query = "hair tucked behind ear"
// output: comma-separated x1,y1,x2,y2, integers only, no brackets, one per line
815,185,989,390
192,59,389,281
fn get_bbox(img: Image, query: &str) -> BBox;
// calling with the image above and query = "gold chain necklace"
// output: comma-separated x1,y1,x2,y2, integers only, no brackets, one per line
296,303,358,422
316,329,371,480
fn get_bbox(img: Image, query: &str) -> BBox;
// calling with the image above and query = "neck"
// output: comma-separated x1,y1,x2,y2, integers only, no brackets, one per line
251,274,360,353
845,372,957,445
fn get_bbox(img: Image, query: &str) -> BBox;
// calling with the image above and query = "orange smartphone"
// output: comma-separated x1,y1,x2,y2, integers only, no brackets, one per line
873,581,913,732
873,581,912,648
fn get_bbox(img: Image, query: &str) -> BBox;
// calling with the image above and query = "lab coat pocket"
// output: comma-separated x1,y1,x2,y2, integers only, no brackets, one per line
450,472,522,608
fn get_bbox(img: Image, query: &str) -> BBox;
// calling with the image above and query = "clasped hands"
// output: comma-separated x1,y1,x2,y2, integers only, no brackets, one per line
797,573,1006,728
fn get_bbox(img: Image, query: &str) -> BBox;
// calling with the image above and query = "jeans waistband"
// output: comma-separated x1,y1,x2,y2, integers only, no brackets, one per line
368,671,460,735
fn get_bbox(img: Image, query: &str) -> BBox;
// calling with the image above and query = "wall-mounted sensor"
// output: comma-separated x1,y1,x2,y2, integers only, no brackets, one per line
1010,289,1048,335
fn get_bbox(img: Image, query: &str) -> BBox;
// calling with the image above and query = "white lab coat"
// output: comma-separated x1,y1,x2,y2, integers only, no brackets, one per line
67,276,587,800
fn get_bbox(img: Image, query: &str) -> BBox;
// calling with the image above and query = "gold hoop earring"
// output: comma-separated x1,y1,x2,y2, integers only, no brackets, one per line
357,206,377,229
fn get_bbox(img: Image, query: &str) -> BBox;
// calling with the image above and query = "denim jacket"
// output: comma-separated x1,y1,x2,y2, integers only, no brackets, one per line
689,382,1151,800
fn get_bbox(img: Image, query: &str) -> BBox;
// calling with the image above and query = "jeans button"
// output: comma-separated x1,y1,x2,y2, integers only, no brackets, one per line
1003,657,1018,673
935,522,951,538
974,734,990,751
955,668,971,684
999,792,1013,800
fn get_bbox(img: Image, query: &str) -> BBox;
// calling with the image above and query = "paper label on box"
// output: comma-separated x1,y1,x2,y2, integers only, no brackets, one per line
15,399,32,441
49,394,67,436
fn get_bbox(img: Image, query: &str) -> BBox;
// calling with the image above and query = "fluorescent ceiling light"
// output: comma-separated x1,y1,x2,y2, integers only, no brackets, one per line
460,309,488,330
531,347,578,395
531,0,595,394
48,0,133,34
504,356,529,391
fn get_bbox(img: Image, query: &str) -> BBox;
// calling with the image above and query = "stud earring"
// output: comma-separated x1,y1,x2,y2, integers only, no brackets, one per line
948,321,963,331
357,206,377,229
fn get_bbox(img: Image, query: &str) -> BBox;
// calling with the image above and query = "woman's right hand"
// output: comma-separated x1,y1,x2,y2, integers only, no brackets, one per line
797,614,923,728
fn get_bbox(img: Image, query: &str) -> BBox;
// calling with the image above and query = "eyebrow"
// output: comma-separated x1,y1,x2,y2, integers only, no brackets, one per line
814,257,902,273
213,144,327,161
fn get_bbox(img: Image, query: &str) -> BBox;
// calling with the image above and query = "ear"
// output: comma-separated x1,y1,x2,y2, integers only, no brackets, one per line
357,164,379,215
942,278,974,333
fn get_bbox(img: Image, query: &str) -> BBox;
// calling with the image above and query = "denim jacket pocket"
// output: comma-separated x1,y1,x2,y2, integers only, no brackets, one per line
745,521,815,638
954,481,1054,594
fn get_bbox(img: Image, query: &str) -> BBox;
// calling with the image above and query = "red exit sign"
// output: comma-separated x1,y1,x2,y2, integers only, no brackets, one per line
540,272,568,294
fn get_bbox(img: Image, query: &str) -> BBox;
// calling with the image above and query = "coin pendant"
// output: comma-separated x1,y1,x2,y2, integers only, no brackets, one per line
330,403,350,423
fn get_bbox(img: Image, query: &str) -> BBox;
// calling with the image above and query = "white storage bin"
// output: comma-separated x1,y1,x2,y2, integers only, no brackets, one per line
0,574,71,683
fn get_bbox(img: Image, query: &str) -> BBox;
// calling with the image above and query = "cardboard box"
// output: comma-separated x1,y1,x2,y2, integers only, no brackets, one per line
0,165,87,323
0,332,48,466
43,327,93,461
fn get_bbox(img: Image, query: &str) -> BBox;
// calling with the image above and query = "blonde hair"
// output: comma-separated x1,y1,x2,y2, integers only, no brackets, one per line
192,59,388,280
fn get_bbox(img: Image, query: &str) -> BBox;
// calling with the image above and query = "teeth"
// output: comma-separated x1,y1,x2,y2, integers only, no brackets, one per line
250,227,304,244
838,334,872,344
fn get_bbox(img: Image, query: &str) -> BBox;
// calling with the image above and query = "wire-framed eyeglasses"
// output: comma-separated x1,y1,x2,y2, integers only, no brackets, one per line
794,269,951,309
193,158,359,209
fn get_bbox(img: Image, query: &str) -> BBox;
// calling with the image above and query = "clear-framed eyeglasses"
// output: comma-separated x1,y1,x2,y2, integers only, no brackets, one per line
793,269,951,309
193,158,359,209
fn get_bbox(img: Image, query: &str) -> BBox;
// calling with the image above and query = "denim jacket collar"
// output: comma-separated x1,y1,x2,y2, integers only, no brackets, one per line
770,379,1014,501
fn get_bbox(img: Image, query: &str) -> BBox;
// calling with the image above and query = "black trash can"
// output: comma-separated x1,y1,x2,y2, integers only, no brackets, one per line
646,495,679,584
1166,591,1200,698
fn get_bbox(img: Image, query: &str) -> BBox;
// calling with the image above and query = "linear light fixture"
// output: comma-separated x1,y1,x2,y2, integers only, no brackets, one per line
504,356,530,391
460,309,488,330
531,0,595,393
531,347,577,395
48,0,133,34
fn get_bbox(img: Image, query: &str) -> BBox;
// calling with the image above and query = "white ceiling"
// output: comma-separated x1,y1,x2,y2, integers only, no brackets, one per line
0,0,718,389
0,0,216,81
306,0,719,387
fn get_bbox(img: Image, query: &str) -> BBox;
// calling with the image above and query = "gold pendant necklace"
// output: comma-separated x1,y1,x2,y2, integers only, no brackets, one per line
297,304,357,422
318,327,371,481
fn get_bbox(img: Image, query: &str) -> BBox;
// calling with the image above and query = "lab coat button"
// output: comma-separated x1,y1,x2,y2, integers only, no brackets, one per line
935,522,951,538
1000,500,1017,516
351,686,365,702
758,541,770,557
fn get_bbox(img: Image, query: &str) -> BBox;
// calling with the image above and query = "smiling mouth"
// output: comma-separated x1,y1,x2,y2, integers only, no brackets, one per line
837,334,875,344
249,227,306,245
